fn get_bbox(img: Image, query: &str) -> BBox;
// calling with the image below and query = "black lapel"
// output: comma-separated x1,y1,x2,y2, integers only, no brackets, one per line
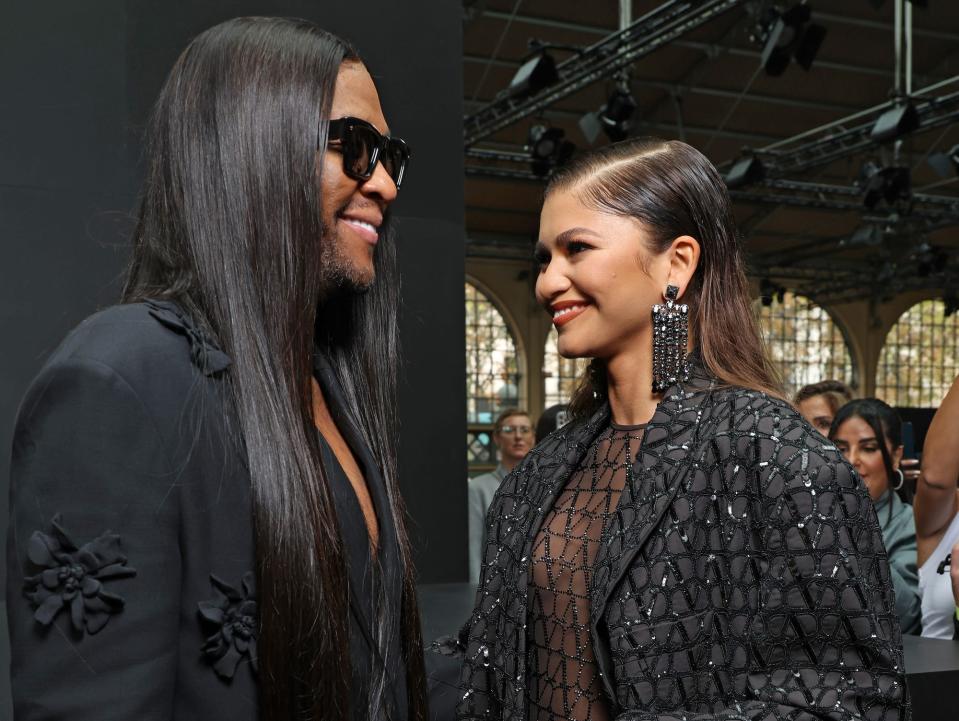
312,352,401,691
587,369,719,708
313,354,398,561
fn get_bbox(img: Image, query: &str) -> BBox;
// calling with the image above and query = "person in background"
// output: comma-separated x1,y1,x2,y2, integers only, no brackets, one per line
830,398,922,634
468,408,534,584
795,379,853,436
915,374,959,638
535,403,571,441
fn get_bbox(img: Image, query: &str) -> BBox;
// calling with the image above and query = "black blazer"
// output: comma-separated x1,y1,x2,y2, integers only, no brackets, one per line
6,300,406,720
455,364,909,720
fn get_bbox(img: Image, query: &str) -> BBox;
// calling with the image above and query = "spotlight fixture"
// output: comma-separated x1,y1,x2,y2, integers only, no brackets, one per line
579,78,638,144
725,154,765,189
858,162,911,210
847,224,884,246
869,103,919,143
508,45,559,97
915,243,948,277
927,144,959,178
753,3,827,77
527,125,575,177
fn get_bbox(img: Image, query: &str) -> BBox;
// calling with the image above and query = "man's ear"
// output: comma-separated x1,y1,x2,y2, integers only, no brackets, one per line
667,235,701,298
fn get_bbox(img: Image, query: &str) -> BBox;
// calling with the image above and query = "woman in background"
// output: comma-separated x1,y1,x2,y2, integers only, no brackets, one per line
915,374,959,639
830,399,921,634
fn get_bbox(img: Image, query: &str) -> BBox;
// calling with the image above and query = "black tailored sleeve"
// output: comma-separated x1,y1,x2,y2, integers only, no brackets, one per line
615,418,909,721
6,357,181,720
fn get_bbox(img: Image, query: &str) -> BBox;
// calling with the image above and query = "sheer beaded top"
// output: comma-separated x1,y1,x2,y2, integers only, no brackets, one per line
526,421,645,721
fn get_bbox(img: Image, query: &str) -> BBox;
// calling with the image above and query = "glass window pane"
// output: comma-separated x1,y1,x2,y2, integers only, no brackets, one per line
757,292,856,399
876,300,959,407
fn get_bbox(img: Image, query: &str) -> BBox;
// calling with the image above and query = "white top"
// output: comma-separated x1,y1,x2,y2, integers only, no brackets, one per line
918,511,959,639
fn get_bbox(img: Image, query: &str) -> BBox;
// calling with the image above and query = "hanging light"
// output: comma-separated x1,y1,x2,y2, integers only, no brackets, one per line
752,2,827,76
527,125,576,177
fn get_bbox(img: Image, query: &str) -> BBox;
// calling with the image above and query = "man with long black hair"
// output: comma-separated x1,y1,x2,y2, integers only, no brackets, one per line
6,17,427,721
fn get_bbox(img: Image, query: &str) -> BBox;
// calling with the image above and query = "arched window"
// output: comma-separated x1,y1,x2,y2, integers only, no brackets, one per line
876,299,959,407
465,281,523,469
758,291,856,398
543,326,588,408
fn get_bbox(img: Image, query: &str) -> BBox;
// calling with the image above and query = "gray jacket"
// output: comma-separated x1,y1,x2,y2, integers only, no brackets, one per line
874,489,922,635
468,465,506,584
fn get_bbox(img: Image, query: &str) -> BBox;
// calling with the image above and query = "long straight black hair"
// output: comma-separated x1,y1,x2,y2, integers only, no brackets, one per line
122,17,427,721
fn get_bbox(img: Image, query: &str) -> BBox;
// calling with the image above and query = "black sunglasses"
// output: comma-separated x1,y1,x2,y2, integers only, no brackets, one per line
326,116,410,189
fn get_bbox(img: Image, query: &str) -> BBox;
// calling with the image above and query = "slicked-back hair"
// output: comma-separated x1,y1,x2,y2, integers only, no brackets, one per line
544,138,782,417
122,17,426,721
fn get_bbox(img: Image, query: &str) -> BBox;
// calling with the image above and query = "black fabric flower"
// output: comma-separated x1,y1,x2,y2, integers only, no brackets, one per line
198,572,258,680
23,514,137,635
146,300,232,376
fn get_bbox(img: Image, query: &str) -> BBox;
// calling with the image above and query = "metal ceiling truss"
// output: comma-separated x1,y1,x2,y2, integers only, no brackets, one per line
732,178,959,224
464,153,959,225
463,0,747,147
747,78,959,177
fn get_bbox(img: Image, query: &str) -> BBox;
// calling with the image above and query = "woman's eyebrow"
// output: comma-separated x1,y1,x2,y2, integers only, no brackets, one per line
554,227,601,247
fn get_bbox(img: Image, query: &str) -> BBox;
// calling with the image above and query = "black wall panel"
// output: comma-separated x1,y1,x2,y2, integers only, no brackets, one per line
0,3,465,708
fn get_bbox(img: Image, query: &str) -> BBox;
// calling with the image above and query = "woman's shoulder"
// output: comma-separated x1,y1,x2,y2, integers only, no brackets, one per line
710,383,856,483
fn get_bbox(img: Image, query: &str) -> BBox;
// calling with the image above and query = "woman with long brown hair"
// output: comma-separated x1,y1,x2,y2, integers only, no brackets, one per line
454,138,907,720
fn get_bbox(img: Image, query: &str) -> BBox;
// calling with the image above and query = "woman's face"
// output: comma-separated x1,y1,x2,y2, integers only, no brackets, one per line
833,415,903,501
534,187,676,361
797,394,836,435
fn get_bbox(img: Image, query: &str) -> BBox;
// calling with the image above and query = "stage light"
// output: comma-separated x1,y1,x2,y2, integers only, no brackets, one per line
870,103,919,143
509,47,559,97
848,224,884,246
927,144,959,178
915,243,948,277
579,79,638,145
725,154,765,189
858,162,911,210
527,125,576,177
753,3,827,77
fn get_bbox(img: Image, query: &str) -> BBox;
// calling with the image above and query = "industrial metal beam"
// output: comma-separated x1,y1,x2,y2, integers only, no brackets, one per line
462,54,861,115
463,0,748,147
744,78,959,176
474,9,936,80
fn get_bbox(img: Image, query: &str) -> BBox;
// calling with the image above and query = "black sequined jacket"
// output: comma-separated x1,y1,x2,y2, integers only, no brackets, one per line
456,365,909,721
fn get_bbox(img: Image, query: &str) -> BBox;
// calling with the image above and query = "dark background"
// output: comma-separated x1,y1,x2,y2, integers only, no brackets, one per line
0,0,465,710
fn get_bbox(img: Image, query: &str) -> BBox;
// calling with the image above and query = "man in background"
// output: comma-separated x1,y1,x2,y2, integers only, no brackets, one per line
468,408,534,583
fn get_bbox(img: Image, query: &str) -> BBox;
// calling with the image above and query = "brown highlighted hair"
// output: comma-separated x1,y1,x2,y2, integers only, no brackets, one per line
795,379,854,416
493,407,531,433
545,138,782,417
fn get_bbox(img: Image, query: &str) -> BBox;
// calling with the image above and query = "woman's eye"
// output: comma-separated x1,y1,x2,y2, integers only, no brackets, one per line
567,241,589,255
533,251,550,267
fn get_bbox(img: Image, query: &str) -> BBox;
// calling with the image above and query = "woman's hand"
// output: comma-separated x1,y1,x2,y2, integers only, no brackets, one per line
900,457,921,486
